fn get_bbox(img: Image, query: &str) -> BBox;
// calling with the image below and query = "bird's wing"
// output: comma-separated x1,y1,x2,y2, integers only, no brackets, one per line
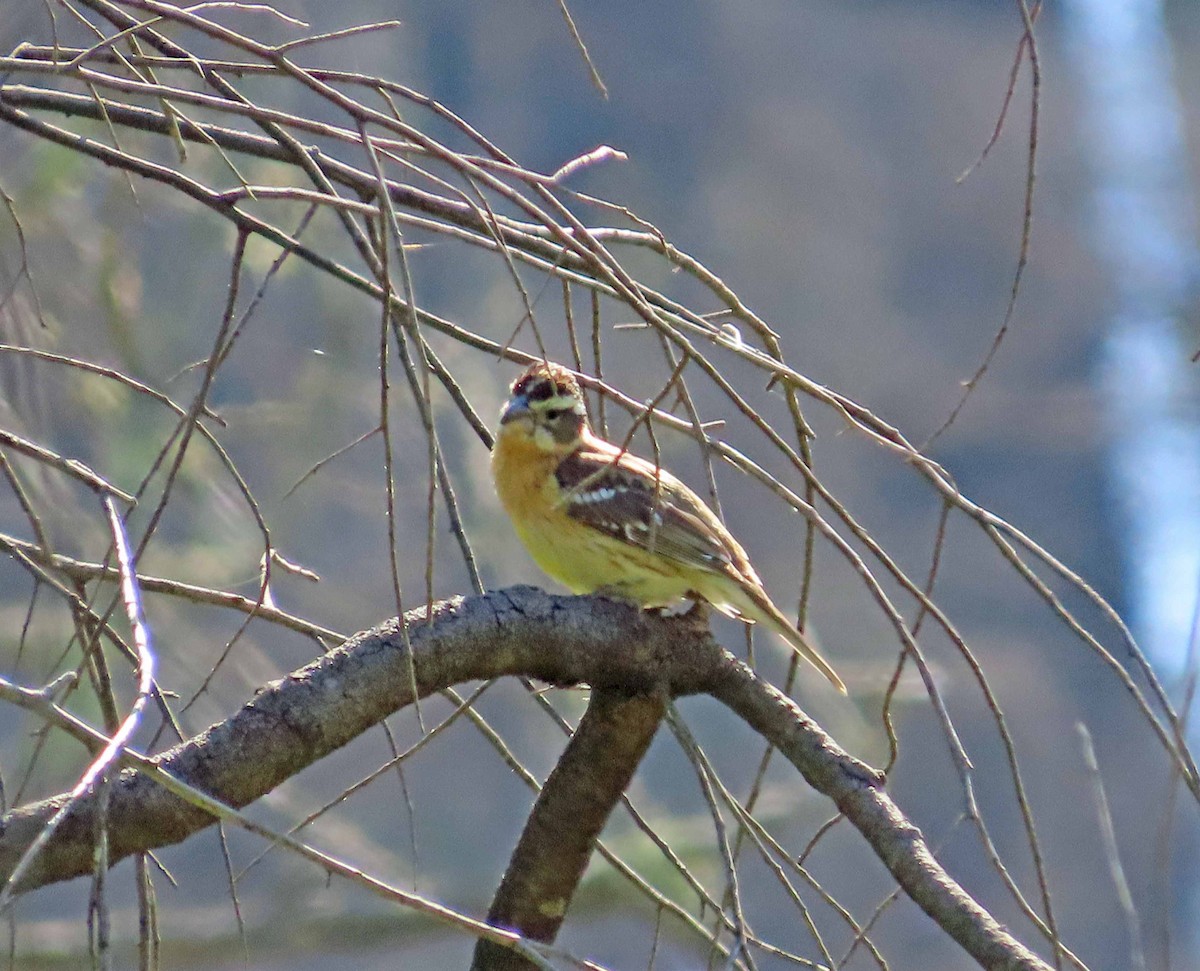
555,446,751,577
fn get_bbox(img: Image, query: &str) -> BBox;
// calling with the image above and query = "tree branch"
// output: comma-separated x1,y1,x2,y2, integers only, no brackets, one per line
712,663,1048,971
0,587,1050,970
472,688,666,971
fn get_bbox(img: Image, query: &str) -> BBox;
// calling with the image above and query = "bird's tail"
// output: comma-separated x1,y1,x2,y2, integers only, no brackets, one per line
735,586,847,694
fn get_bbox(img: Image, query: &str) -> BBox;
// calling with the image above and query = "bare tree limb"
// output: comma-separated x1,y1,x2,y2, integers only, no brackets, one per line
0,587,1050,970
472,689,666,971
711,663,1049,971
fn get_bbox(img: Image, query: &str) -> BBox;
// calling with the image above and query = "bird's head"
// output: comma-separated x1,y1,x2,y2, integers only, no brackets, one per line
497,361,588,454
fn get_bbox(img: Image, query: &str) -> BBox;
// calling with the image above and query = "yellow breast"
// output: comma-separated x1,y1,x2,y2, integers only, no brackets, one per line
491,432,561,526
491,431,689,601
492,433,593,590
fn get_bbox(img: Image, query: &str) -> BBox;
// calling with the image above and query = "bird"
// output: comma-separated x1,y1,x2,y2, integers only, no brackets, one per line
490,360,846,693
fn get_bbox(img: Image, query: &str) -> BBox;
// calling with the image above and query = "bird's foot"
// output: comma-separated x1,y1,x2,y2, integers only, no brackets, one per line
592,584,643,606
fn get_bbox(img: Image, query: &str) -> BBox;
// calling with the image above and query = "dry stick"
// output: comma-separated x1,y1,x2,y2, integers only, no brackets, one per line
0,182,48,325
378,720,420,893
175,208,319,710
957,2,1043,183
0,497,155,914
1152,602,1200,971
925,0,1042,448
13,575,40,672
459,173,550,359
233,683,491,882
666,709,758,971
334,143,494,577
273,20,404,55
134,853,158,971
0,344,225,426
728,277,822,886
684,738,853,971
423,347,494,450
360,125,439,610
283,426,383,501
562,281,586,380
471,689,666,971
211,202,320,371
0,452,51,557
554,0,608,98
80,68,142,208
655,336,723,514
215,821,248,962
162,233,278,716
71,573,121,971
1077,724,1144,971
591,290,607,438
361,124,479,646
0,451,56,741
0,429,133,502
883,500,953,772
369,198,425,735
0,533,342,643
133,231,248,558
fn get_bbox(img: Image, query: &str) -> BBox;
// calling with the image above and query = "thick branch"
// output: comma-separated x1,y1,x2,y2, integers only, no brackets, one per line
0,587,1050,970
472,689,666,971
0,587,708,895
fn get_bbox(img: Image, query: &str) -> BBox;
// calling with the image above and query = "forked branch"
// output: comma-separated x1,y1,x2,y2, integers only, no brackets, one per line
0,588,1049,971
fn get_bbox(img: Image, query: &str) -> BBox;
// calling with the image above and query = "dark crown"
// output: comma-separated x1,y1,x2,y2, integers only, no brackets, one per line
511,362,582,403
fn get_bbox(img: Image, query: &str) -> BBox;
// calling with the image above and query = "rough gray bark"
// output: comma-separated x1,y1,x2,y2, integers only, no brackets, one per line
471,689,666,971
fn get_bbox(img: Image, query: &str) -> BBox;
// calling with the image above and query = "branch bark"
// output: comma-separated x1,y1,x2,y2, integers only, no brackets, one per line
0,587,1051,970
471,689,666,971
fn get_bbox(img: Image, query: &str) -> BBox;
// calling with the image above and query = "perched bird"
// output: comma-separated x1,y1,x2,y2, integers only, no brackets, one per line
490,361,846,693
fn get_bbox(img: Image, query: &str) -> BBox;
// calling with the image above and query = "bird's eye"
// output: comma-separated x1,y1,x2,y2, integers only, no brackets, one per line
544,408,562,421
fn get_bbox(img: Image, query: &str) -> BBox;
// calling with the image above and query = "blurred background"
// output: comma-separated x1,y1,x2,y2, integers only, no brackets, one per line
1,0,1199,968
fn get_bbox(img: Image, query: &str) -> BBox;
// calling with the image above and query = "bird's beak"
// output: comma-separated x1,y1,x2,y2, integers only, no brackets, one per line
500,393,531,425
